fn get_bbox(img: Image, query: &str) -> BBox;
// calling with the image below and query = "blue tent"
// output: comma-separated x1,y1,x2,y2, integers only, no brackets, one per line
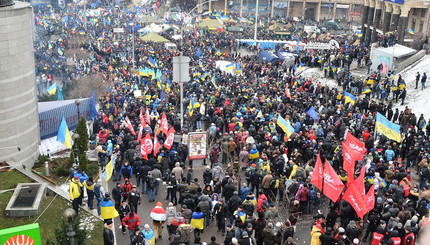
259,50,279,63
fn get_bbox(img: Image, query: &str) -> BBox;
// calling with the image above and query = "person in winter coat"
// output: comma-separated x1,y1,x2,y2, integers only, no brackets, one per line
262,223,276,245
261,171,273,200
150,202,166,241
190,206,205,236
112,182,123,210
122,178,133,202
103,220,115,245
120,162,133,180
119,200,131,234
130,227,146,245
83,176,95,209
203,166,213,185
310,224,322,245
197,193,212,228
142,224,156,245
69,176,83,214
122,211,141,241
239,183,250,202
213,198,229,235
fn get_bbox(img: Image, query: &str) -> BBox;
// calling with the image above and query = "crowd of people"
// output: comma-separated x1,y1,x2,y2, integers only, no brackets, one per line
41,0,430,245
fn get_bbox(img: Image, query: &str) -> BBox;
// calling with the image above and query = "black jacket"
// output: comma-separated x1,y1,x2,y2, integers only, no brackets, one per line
103,227,114,245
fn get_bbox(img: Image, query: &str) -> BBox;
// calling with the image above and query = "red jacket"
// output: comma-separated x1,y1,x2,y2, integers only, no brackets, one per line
122,213,141,231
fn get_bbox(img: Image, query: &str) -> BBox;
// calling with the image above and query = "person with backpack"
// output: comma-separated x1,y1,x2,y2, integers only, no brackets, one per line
69,176,83,215
419,161,430,189
146,172,156,202
83,176,95,210
94,179,105,215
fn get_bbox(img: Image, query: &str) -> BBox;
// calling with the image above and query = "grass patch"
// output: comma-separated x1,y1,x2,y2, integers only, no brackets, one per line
0,170,104,244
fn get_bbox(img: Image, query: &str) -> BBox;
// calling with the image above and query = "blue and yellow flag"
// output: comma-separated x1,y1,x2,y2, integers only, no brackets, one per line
56,116,72,149
101,154,116,181
57,46,64,56
277,115,294,137
344,91,356,105
100,199,119,220
225,63,234,71
376,112,401,142
147,55,157,67
47,83,57,95
190,212,205,230
362,87,371,94
188,96,195,116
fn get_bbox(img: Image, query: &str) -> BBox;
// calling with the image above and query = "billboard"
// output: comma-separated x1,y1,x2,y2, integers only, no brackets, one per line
188,132,207,160
0,223,42,245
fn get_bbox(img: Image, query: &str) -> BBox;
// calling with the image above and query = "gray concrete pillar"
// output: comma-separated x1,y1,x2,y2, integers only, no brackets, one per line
316,1,321,23
383,3,392,33
398,6,410,44
332,2,337,20
371,0,382,43
390,6,400,31
302,1,306,18
361,0,370,43
270,0,275,18
365,0,375,46
240,0,243,17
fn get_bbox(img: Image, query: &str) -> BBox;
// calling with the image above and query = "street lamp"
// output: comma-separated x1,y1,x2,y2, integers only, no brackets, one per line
64,208,76,245
74,99,81,119
180,0,218,48
129,22,135,70
72,133,80,167
253,0,260,46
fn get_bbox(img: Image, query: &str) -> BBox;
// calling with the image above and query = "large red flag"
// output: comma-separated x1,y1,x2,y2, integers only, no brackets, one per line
365,185,375,212
344,132,366,160
153,136,160,156
342,183,368,219
140,133,153,160
145,107,151,124
164,127,175,150
125,115,136,135
342,142,356,184
137,126,143,142
139,108,146,127
323,160,345,203
310,153,323,191
160,112,169,135
114,104,118,116
353,165,366,198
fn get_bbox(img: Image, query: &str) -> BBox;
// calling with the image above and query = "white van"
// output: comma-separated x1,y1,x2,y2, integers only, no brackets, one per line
164,42,178,52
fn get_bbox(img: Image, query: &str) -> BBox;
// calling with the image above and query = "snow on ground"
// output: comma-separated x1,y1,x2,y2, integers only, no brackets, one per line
395,55,430,120
298,67,338,87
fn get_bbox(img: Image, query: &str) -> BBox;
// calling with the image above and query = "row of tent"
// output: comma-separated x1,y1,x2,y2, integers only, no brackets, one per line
258,50,297,65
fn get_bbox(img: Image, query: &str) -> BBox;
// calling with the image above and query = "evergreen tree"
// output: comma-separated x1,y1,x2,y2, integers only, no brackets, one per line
75,117,89,171
46,217,87,245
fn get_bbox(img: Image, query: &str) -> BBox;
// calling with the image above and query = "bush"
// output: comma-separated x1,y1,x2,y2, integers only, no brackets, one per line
34,155,50,168
46,217,87,245
54,165,70,177
86,162,99,176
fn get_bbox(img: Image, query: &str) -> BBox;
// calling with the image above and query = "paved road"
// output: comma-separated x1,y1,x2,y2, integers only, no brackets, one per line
106,164,317,245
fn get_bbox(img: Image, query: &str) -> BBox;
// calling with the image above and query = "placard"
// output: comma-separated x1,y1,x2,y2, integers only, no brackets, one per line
188,132,207,160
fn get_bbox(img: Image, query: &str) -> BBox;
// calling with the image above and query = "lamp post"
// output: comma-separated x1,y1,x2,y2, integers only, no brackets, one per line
74,99,81,119
64,208,76,245
253,0,260,46
72,133,80,167
129,22,135,70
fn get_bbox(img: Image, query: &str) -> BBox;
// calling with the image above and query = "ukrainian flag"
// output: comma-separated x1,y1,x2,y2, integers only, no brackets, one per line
362,87,372,94
47,83,57,95
248,148,260,159
148,48,155,54
190,212,205,230
78,30,86,35
233,210,246,223
138,68,146,76
344,91,356,105
147,56,157,67
101,154,116,181
376,112,401,142
58,46,64,56
100,199,119,220
56,116,72,149
225,63,234,71
277,114,294,138
211,74,216,86
142,228,155,245
188,97,195,116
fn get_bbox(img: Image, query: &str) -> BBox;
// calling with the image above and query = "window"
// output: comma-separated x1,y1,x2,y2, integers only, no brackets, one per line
411,18,416,31
413,8,418,15
422,9,426,18
420,21,424,33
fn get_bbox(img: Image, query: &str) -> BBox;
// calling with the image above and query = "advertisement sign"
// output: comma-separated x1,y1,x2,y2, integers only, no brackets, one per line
0,223,42,245
188,132,207,160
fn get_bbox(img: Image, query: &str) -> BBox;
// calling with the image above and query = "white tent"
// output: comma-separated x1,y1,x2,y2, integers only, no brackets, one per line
215,60,235,75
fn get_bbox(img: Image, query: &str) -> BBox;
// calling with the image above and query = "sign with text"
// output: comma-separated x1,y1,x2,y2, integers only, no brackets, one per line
188,132,207,160
0,223,42,245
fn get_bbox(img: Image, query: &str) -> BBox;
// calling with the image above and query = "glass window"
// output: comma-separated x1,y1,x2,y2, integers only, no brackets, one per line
411,18,416,31
420,21,424,33
422,9,426,18
413,8,418,15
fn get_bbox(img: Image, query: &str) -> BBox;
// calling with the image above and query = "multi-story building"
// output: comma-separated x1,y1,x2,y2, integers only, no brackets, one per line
207,0,430,47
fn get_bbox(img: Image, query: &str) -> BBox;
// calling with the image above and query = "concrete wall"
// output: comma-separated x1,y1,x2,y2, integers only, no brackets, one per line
0,1,40,169
395,50,426,71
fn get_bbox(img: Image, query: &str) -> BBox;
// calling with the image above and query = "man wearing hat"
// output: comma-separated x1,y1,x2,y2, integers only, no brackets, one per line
224,223,235,245
69,176,83,214
128,185,141,213
150,202,166,241
130,227,145,245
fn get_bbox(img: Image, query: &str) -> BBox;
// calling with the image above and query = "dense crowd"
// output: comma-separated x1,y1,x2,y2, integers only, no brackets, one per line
46,1,430,245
